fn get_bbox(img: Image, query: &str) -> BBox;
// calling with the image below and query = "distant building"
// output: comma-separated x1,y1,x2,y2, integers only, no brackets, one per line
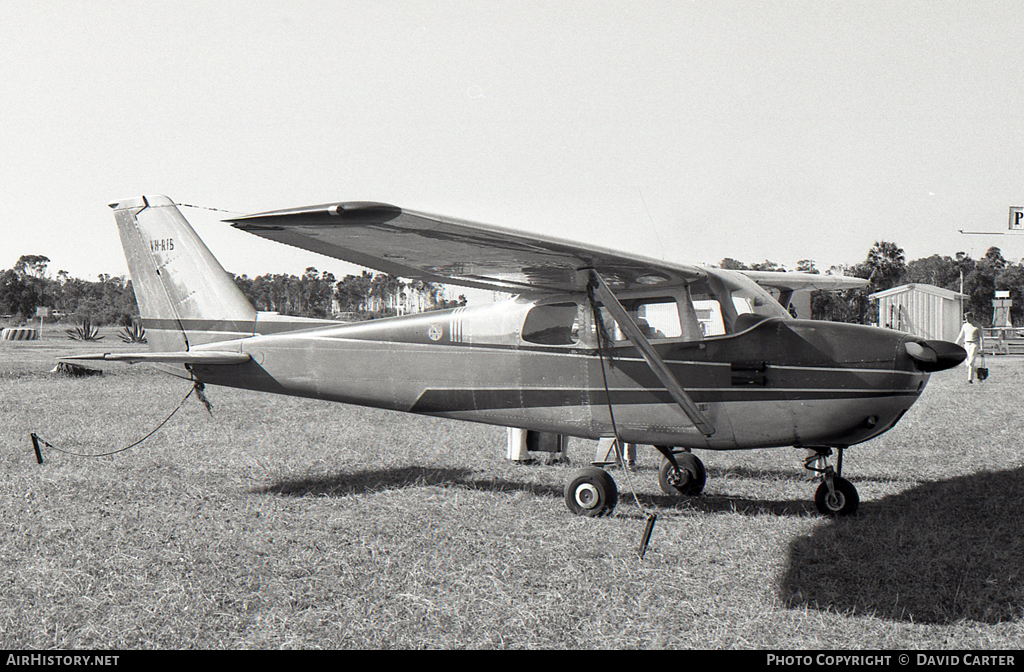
868,284,965,342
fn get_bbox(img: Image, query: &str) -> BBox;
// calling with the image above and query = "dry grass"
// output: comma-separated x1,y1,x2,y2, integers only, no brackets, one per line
1,327,1022,649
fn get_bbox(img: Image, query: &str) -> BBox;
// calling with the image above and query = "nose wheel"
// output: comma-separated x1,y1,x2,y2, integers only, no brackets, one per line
805,448,859,516
656,448,707,496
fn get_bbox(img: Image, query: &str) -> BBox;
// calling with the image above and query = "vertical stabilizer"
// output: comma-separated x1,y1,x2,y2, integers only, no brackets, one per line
109,195,257,352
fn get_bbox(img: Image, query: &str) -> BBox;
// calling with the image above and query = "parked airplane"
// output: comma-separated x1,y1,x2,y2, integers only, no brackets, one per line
65,195,966,517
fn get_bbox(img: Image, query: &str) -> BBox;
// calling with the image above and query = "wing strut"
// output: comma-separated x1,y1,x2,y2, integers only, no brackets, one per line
586,269,715,437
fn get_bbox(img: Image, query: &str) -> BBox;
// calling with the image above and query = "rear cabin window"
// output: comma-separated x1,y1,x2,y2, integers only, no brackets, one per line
522,303,581,345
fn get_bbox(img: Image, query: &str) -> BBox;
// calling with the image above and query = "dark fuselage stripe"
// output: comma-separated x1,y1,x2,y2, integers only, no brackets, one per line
141,318,336,335
409,387,919,413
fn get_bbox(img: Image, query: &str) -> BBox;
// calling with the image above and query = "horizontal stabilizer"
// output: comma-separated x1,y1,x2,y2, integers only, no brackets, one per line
60,351,251,366
738,270,868,292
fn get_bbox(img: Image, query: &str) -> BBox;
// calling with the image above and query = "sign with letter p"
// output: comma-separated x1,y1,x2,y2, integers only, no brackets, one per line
1010,206,1024,230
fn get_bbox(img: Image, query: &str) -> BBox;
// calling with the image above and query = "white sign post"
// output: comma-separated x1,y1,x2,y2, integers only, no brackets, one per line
35,306,49,338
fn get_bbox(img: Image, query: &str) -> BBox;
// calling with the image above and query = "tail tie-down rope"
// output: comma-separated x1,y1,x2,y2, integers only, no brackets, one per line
29,382,211,464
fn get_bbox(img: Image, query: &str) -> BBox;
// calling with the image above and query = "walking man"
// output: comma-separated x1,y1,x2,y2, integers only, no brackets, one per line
955,315,984,383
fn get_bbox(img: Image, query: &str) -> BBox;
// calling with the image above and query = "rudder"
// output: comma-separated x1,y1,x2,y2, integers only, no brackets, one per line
109,195,257,352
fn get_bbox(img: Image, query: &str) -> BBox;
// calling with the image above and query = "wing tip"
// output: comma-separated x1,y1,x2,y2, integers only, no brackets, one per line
227,201,402,227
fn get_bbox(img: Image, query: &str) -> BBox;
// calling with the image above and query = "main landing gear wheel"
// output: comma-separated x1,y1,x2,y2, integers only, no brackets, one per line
564,467,618,517
657,451,706,496
814,476,859,516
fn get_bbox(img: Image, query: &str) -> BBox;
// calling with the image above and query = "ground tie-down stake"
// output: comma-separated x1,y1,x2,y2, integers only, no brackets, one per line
637,513,657,559
30,433,44,464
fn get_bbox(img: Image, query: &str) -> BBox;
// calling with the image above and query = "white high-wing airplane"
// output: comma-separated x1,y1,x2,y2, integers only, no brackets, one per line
65,195,965,517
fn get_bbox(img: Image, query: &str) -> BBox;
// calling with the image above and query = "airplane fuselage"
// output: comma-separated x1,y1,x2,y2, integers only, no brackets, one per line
186,297,929,451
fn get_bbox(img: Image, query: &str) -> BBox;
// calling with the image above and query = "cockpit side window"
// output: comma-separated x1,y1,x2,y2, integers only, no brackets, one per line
690,270,791,335
596,297,685,342
692,299,726,336
687,277,731,336
583,271,790,345
636,300,682,338
522,302,582,345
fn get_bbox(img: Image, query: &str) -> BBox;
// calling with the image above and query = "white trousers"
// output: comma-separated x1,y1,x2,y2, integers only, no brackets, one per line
965,342,979,381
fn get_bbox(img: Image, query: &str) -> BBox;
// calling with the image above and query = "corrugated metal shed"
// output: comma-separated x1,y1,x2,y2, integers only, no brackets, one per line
868,284,965,342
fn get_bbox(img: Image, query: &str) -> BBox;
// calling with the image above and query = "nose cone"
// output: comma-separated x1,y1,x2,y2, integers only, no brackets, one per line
905,340,967,372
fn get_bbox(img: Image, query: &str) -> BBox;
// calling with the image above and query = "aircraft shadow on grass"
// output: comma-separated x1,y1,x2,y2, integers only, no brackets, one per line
705,464,923,487
254,464,812,515
252,466,479,498
780,467,1024,624
254,460,842,514
253,465,659,505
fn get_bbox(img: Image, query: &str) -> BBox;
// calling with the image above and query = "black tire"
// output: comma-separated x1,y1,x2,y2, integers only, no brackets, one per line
814,477,859,516
658,452,706,496
564,467,618,517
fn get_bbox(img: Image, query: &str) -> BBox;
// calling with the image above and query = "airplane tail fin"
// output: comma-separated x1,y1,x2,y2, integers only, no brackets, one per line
109,195,257,352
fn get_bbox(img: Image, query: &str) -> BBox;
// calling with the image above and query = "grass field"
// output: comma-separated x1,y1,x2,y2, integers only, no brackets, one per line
2,327,1023,649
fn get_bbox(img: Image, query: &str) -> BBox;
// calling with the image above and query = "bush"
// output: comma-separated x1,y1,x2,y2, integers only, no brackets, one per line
66,318,103,341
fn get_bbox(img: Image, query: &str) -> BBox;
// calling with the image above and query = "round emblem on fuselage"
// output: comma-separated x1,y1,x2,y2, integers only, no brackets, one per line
428,324,443,341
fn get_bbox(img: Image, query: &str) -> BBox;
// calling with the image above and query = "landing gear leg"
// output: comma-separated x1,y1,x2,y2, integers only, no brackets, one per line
804,447,859,516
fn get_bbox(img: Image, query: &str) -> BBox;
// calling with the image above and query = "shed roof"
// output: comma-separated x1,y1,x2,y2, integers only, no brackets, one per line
868,283,966,301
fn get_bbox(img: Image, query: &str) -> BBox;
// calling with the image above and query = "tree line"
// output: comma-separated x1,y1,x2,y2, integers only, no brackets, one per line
231,268,466,319
0,255,137,325
3,243,1019,328
721,241,1019,327
0,255,466,325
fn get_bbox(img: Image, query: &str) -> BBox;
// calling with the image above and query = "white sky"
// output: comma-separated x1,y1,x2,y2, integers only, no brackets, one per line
2,0,1023,292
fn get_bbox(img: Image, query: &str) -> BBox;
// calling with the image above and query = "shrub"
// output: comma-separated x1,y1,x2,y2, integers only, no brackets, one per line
118,321,146,344
66,318,103,341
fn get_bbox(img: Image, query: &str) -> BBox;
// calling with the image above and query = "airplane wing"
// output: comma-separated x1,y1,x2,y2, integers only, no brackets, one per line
60,351,251,365
227,202,706,294
737,270,868,292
